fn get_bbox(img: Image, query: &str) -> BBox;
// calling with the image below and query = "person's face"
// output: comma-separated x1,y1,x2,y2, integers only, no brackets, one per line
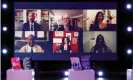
97,13,104,22
64,38,68,44
28,13,35,22
63,16,70,26
27,35,35,47
98,36,103,44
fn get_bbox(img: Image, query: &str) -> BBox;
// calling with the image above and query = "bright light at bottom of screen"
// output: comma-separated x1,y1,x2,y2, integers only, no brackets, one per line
97,78,104,80
63,77,68,80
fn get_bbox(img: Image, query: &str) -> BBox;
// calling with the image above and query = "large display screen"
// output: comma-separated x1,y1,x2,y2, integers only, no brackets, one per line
14,2,117,60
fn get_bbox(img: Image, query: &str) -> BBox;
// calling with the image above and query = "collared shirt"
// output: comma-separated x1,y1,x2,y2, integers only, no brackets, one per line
27,44,36,53
29,22,34,31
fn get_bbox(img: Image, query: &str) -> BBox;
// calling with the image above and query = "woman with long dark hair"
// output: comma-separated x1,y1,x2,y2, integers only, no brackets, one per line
90,11,107,31
90,34,112,53
60,37,72,53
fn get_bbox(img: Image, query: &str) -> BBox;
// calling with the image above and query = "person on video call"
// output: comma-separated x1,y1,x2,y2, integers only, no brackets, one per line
22,12,41,31
57,13,75,31
90,34,112,53
19,34,44,53
59,37,72,53
90,11,109,31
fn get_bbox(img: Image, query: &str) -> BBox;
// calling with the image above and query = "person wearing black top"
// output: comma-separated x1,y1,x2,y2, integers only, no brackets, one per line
60,37,72,53
22,12,41,31
90,34,112,53
57,13,75,31
89,11,107,31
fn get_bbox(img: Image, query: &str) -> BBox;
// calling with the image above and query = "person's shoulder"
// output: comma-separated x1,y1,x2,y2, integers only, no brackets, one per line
23,22,29,25
69,26,75,30
107,47,111,50
19,45,27,52
23,22,29,28
21,45,27,49
90,46,96,53
91,46,95,49
89,24,96,31
57,26,64,31
91,46,95,50
35,44,42,48
34,22,40,26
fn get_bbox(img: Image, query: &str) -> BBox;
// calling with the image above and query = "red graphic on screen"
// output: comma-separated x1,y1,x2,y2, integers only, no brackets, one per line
11,57,21,69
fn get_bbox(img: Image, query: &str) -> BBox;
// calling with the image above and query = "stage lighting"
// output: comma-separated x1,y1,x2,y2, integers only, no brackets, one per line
127,49,132,55
2,3,8,9
97,78,104,80
126,3,132,9
127,69,132,72
127,26,132,32
32,78,34,80
64,77,68,80
32,69,35,76
3,26,7,31
64,71,69,76
2,49,7,54
98,71,103,76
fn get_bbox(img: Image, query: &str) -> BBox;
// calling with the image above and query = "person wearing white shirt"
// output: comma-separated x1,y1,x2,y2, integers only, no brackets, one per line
19,34,44,53
29,22,34,31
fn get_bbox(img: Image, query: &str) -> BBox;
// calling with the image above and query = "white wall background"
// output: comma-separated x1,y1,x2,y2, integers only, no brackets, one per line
83,31,116,53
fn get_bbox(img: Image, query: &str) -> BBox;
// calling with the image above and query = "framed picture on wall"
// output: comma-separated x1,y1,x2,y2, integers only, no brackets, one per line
72,38,77,44
55,31,64,37
66,33,71,41
74,32,79,37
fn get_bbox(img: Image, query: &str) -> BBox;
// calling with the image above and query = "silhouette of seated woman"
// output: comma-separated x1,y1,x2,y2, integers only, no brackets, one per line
90,34,112,53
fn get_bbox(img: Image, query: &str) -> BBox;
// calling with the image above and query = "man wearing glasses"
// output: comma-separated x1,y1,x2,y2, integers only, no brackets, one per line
57,13,75,31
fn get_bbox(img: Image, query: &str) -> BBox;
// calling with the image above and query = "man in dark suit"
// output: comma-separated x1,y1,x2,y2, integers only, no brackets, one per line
57,13,75,31
22,12,41,31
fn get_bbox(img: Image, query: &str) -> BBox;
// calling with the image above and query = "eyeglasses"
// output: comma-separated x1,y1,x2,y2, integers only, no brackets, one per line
63,18,70,20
